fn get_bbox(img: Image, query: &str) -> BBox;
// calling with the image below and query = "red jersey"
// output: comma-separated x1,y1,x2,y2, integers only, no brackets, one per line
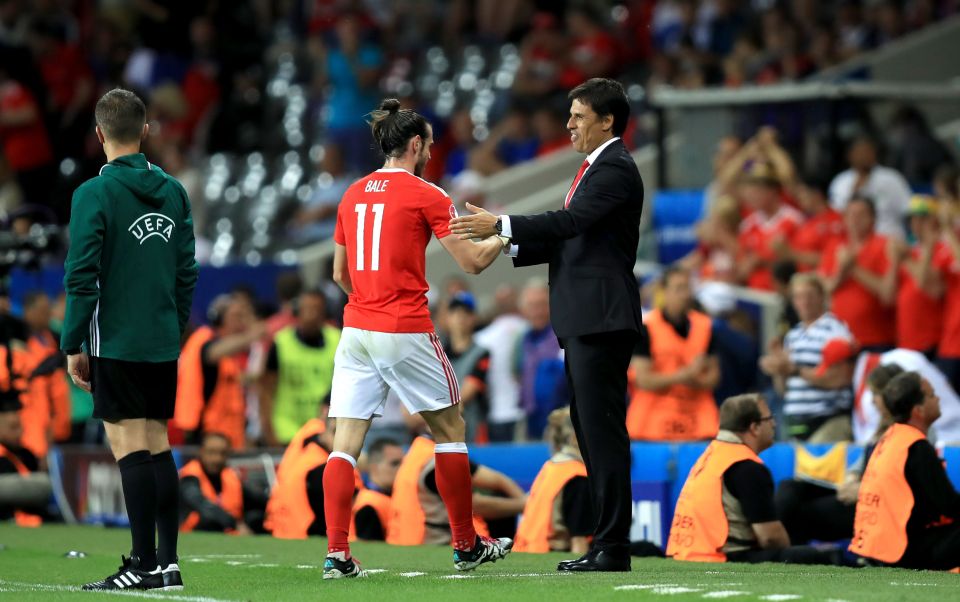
820,234,895,347
737,204,804,290
935,241,960,357
334,168,454,333
792,208,844,270
896,242,946,352
0,81,53,172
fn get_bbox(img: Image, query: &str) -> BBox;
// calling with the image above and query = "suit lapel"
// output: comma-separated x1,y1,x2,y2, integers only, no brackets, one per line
566,139,625,209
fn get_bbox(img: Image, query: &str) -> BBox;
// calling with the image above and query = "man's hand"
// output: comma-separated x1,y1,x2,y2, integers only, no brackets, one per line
450,203,499,240
836,479,860,505
67,352,91,392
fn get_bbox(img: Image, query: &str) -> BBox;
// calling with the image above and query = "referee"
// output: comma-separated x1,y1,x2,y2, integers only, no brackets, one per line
61,89,199,591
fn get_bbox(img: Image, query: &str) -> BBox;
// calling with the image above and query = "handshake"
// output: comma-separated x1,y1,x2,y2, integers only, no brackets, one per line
449,203,511,250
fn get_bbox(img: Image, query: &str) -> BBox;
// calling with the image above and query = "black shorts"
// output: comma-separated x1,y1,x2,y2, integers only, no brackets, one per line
90,356,177,421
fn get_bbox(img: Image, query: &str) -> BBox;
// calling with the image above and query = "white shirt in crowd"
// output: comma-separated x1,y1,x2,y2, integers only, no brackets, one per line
852,348,960,445
828,165,911,238
475,313,529,425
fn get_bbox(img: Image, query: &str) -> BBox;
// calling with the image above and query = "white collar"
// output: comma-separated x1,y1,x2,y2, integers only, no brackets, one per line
585,137,620,165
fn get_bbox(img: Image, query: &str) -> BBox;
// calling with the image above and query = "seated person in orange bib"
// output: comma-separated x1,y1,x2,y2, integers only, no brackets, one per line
849,371,960,570
668,394,842,564
264,417,332,539
514,407,592,554
776,364,902,545
350,438,404,541
387,434,527,546
179,432,267,535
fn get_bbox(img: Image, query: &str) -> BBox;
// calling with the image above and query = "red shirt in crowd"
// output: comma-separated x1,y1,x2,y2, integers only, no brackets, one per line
896,242,947,353
820,234,896,348
737,204,804,290
792,208,845,270
935,242,960,358
334,168,454,333
0,80,53,172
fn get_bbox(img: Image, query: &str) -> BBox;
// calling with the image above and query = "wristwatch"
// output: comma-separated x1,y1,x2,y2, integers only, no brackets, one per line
495,217,502,235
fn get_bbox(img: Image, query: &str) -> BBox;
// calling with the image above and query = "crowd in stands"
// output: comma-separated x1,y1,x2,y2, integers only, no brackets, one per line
4,1,959,248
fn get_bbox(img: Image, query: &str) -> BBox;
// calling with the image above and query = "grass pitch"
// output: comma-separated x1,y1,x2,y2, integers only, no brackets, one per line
0,524,956,601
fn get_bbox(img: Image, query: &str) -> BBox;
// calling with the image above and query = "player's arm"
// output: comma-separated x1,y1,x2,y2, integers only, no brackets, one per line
439,235,506,275
61,186,105,355
175,192,200,336
333,243,352,294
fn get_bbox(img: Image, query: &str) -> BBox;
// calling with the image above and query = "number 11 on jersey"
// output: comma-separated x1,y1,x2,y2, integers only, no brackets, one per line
354,203,385,271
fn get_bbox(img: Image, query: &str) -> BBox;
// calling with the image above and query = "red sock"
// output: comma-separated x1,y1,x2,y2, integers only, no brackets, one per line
323,454,356,556
434,445,477,551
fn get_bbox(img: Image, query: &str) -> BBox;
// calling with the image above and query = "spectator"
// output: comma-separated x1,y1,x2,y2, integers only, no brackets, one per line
892,196,946,357
174,294,265,450
512,12,565,101
315,12,383,172
475,284,527,442
471,109,539,176
265,419,331,539
514,407,591,555
387,435,526,546
820,196,897,350
179,432,262,535
19,290,70,460
852,348,960,446
850,372,960,570
260,289,340,446
0,65,56,216
736,162,804,290
628,266,720,441
351,438,403,541
771,259,800,335
704,134,742,212
935,196,960,393
442,292,490,443
886,105,954,187
785,179,844,271
682,194,741,284
776,364,903,546
668,393,841,564
559,4,619,89
290,143,357,244
828,136,910,238
515,279,564,440
696,281,759,402
532,103,571,157
0,396,50,526
760,274,854,442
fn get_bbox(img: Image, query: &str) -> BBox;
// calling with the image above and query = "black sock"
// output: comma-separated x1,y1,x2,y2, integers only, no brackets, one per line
152,450,180,566
117,450,158,570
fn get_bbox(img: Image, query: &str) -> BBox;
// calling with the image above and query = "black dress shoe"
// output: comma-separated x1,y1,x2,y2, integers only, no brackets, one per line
557,549,630,572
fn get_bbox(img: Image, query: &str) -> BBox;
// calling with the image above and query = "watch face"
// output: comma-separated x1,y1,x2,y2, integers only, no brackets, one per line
496,219,502,234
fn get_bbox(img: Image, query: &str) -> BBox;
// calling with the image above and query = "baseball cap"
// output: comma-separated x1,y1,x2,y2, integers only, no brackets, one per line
448,291,476,313
907,194,937,216
814,338,860,377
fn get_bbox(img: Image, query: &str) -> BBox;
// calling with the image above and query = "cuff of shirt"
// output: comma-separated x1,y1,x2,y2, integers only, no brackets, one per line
507,244,519,257
500,215,512,238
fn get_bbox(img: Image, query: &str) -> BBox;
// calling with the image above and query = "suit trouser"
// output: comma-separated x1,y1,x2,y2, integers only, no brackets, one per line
561,329,636,553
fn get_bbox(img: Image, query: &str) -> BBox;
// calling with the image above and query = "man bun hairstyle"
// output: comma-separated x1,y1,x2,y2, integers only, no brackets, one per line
368,98,429,159
95,88,147,144
882,371,925,423
568,78,630,137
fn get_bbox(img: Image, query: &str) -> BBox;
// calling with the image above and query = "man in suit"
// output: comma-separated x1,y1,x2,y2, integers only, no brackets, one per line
450,77,644,572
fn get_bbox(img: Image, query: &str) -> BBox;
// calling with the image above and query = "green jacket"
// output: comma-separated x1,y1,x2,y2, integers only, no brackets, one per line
61,153,199,362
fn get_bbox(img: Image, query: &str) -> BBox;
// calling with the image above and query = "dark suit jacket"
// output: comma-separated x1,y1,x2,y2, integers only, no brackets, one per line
510,139,644,339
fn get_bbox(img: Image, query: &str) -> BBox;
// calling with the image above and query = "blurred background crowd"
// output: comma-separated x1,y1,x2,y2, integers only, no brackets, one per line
2,0,960,460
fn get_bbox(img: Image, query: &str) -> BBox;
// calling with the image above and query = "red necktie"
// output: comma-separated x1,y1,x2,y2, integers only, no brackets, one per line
564,159,590,208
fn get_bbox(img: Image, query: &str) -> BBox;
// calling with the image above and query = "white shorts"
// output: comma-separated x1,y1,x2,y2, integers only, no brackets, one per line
329,327,461,419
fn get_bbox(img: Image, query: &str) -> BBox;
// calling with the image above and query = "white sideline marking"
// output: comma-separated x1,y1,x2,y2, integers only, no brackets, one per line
400,572,426,577
0,580,237,602
615,584,677,590
702,592,749,599
225,561,246,566
186,554,261,559
296,564,316,569
441,574,475,579
249,563,280,568
188,558,211,563
365,569,388,574
889,582,940,587
653,587,703,595
759,596,802,601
